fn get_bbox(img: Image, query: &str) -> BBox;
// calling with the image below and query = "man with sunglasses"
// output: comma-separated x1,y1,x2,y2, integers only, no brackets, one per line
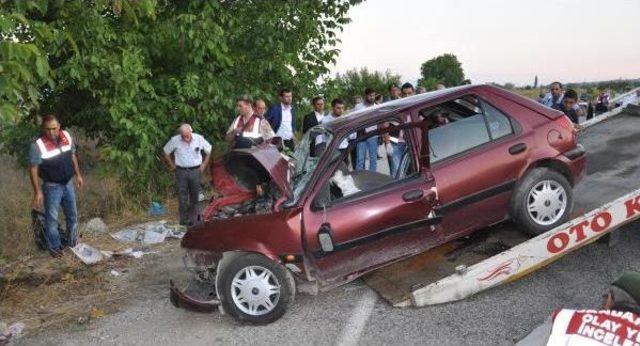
29,114,84,257
163,123,212,227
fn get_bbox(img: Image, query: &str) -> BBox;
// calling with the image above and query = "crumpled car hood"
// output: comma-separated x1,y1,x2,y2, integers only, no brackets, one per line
224,144,292,198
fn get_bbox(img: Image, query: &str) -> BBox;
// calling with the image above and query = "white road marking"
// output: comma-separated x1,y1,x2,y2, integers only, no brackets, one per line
336,288,378,346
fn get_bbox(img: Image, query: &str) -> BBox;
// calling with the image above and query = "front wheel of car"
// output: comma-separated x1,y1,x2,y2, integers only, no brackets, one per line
511,168,573,236
218,253,295,324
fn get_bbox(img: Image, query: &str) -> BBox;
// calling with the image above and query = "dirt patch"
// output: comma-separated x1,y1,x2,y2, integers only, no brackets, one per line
0,229,184,335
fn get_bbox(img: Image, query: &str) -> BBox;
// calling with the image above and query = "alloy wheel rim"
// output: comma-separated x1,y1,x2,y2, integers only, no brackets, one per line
231,265,281,316
526,180,567,226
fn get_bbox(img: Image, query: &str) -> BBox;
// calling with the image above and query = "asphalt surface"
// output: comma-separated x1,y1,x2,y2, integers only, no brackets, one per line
22,112,640,345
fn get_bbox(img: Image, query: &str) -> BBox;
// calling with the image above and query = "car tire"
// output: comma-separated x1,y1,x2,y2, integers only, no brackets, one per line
218,253,295,324
511,168,573,236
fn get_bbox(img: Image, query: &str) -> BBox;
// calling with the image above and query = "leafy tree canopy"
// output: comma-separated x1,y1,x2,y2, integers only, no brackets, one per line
320,67,401,108
418,53,467,90
0,0,360,198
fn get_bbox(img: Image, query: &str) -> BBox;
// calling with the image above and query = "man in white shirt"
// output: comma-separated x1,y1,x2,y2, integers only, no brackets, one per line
316,99,355,163
541,82,565,108
266,88,297,151
163,124,212,226
354,88,378,171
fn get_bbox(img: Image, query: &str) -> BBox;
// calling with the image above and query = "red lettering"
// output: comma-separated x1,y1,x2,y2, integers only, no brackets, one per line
568,221,590,242
624,196,640,219
547,232,570,253
591,212,612,233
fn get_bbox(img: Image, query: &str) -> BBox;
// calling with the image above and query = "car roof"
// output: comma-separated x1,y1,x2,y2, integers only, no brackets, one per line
322,84,559,133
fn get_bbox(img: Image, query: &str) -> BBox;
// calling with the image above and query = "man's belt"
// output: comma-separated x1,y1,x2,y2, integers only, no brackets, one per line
176,165,200,170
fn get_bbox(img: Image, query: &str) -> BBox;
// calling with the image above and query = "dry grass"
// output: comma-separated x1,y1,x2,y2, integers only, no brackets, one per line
0,158,36,261
0,157,144,261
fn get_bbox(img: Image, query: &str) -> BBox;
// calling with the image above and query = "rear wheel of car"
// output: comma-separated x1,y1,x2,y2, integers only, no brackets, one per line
218,253,295,324
511,168,573,236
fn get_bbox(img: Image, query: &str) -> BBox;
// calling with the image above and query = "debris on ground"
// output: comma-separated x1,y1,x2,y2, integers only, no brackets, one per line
82,218,109,235
0,321,25,345
70,243,154,265
111,221,185,245
147,202,167,216
70,243,110,265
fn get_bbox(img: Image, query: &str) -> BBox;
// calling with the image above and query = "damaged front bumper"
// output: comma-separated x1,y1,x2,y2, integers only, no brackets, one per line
169,279,219,313
169,250,221,313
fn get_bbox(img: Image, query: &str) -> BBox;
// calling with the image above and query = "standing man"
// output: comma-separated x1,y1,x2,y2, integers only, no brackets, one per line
354,88,378,171
253,99,267,118
552,89,581,124
163,124,212,227
540,82,564,108
265,88,297,152
29,114,84,257
316,99,355,161
303,96,325,156
387,83,401,102
401,82,415,98
226,95,275,149
302,96,325,134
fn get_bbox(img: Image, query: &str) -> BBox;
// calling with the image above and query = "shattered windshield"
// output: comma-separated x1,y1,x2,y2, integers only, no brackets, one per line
290,126,333,202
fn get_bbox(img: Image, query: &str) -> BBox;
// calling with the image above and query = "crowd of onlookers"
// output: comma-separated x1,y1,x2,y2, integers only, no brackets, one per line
162,80,639,226
537,82,640,124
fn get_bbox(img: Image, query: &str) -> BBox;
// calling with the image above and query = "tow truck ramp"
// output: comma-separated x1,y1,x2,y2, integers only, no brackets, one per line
365,99,640,308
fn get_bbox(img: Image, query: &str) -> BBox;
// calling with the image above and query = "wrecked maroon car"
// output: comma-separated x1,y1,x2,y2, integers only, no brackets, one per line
171,85,585,324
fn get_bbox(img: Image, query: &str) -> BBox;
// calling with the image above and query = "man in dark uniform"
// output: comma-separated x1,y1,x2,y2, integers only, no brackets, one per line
29,114,84,257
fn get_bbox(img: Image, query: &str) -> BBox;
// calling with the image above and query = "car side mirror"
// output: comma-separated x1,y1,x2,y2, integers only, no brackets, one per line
317,222,334,253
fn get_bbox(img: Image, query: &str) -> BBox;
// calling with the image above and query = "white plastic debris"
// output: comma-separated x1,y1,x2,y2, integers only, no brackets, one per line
142,228,168,244
71,243,112,265
111,221,185,244
110,270,120,277
331,170,361,196
83,217,109,234
110,228,139,242
0,322,25,344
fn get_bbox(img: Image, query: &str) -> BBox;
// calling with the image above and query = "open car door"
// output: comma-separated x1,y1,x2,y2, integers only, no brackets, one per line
300,119,441,288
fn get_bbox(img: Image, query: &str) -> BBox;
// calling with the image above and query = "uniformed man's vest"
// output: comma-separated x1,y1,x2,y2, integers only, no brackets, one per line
232,114,264,149
547,309,640,345
35,130,74,184
232,114,262,139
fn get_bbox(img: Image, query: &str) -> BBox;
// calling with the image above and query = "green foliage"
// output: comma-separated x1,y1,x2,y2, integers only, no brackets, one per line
319,68,401,109
0,0,360,199
418,53,466,91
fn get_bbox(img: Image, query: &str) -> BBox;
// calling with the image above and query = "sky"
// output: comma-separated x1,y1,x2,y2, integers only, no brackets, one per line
331,0,640,86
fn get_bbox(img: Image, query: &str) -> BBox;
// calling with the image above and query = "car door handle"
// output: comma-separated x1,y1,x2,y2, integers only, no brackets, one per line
403,189,424,202
509,143,527,155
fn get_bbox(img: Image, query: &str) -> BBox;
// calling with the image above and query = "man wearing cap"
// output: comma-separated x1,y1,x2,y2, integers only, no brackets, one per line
29,114,84,257
163,123,212,226
518,271,640,345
